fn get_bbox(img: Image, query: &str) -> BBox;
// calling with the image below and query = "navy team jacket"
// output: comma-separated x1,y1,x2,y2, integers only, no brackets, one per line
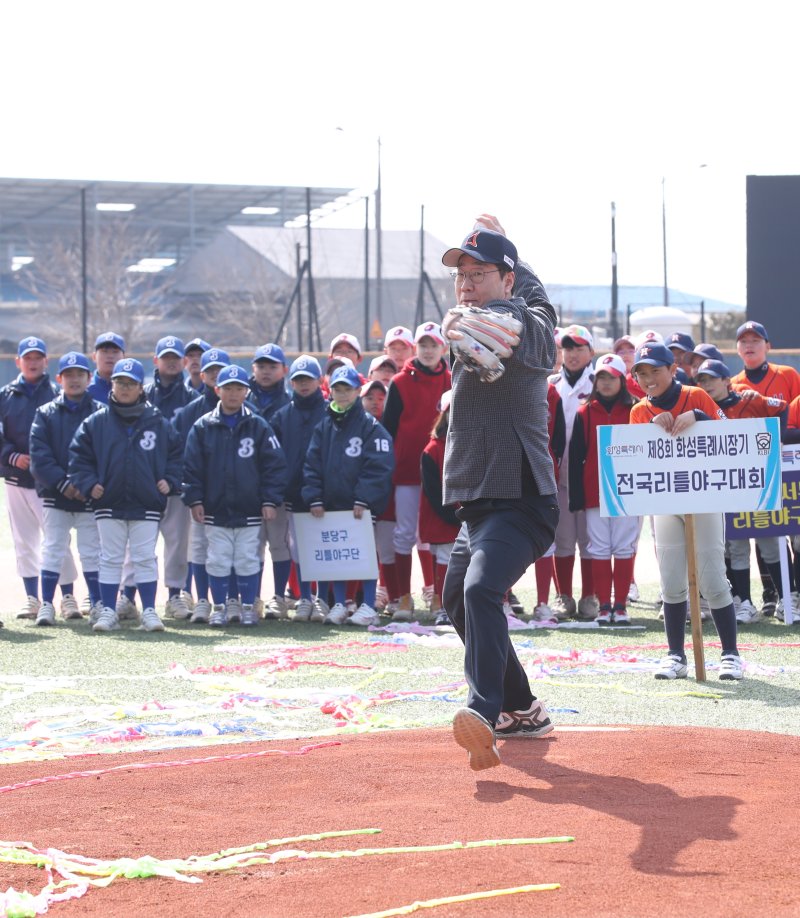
0,373,60,488
30,392,102,511
302,401,394,517
182,404,288,528
270,389,327,511
172,388,219,446
144,370,194,421
69,401,183,521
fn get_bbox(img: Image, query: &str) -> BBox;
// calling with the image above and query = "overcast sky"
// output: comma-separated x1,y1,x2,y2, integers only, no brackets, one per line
3,0,799,306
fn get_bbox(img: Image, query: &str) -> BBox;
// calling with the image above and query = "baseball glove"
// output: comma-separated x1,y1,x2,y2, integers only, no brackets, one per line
449,307,523,383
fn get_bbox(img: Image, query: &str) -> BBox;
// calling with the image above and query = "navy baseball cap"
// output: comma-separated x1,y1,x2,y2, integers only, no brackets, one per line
94,331,125,351
200,348,230,370
289,355,322,380
695,343,724,363
667,332,697,352
111,358,145,383
185,338,212,353
18,336,47,357
696,359,732,379
329,366,361,389
632,343,675,369
254,343,286,364
58,351,91,373
216,364,249,387
155,336,185,358
736,321,769,342
442,229,517,270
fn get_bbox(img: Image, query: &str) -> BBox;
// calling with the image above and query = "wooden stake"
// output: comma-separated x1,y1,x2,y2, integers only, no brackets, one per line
684,514,706,681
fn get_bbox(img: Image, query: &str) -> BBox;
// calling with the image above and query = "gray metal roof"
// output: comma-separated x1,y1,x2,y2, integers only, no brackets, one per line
0,176,358,261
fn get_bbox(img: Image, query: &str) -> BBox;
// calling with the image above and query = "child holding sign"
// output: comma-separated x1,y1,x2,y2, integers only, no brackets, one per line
629,343,743,680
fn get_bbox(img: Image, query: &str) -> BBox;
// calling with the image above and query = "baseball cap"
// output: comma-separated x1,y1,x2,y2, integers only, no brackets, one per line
632,343,675,369
384,326,414,347
696,359,732,379
329,366,361,389
369,355,398,375
94,331,125,351
594,354,626,377
216,364,249,387
200,348,230,371
111,358,145,383
185,337,211,354
155,336,185,358
58,351,91,373
289,354,322,380
254,343,286,364
612,335,636,353
442,229,517,270
18,336,46,357
667,332,697,353
633,329,665,348
553,326,564,347
695,343,725,363
560,324,594,348
736,321,769,342
361,378,386,397
414,321,445,345
329,333,362,357
326,355,355,374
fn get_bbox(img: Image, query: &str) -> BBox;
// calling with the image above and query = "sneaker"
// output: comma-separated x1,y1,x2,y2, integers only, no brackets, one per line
240,603,259,626
312,597,329,623
17,596,40,620
595,604,613,625
391,606,413,623
434,609,451,626
88,600,104,625
577,595,600,621
253,596,265,617
165,594,192,620
550,594,576,622
264,595,288,620
190,598,211,623
496,699,554,738
452,707,500,771
115,595,138,621
140,607,165,632
507,590,525,616
719,653,744,680
35,601,56,627
324,602,349,625
209,604,228,627
293,598,315,622
180,589,195,611
226,597,242,623
735,599,762,624
60,593,82,619
531,602,558,623
92,607,120,633
422,583,435,608
374,584,389,611
385,600,399,617
776,596,799,623
81,596,92,616
761,600,777,618
627,581,640,603
612,604,630,625
348,603,380,626
654,654,688,680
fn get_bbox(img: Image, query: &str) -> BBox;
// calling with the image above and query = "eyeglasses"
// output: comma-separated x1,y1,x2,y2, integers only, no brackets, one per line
449,268,500,286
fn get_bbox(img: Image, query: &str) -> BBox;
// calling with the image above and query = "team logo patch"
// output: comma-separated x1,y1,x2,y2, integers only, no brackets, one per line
67,354,77,366
465,232,479,248
140,431,157,450
122,359,134,371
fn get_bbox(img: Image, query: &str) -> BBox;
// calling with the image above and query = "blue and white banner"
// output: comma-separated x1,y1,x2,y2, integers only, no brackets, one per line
598,417,782,518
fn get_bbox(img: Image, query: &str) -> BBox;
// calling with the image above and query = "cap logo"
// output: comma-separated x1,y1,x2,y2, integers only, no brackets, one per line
67,354,77,366
394,328,404,336
27,337,38,347
165,337,175,348
671,334,680,341
122,359,134,371
208,349,218,360
424,323,434,331
296,358,308,369
602,355,613,364
465,232,479,248
640,347,651,357
229,366,241,377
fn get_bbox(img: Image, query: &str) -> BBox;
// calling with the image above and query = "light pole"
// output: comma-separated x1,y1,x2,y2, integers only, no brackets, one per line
661,176,669,309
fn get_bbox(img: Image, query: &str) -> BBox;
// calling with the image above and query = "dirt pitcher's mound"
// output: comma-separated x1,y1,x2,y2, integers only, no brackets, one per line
2,725,799,917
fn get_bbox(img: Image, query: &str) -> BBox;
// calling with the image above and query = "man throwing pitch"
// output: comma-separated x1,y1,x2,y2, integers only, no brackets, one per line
441,218,559,771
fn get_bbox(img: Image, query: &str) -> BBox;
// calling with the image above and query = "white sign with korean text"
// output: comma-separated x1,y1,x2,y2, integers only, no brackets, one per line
598,417,782,517
292,511,379,581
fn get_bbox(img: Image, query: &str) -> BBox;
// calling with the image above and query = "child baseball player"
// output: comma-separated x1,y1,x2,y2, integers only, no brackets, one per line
270,355,328,622
171,347,231,623
629,343,743,680
302,365,394,626
184,338,211,395
69,358,183,633
29,352,103,626
732,321,800,403
367,355,398,388
0,336,79,619
87,332,125,404
183,364,288,627
383,326,415,367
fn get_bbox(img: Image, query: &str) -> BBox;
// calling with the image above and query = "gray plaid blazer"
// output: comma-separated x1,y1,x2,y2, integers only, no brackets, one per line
443,261,557,504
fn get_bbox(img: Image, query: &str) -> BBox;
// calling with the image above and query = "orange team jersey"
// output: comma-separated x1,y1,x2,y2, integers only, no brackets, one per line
630,385,726,424
720,392,786,420
731,363,800,403
789,395,800,430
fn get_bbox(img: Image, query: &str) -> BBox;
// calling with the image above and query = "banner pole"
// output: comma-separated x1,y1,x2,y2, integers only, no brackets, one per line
684,514,706,681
